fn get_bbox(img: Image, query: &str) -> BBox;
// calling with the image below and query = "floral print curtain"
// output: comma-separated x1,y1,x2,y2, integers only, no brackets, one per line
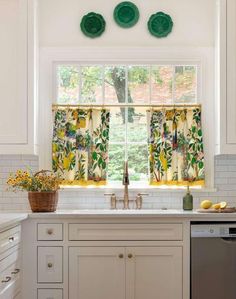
148,107,205,186
52,108,110,185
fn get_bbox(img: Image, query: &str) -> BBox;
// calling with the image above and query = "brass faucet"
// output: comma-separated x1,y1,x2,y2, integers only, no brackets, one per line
123,161,130,209
104,161,149,209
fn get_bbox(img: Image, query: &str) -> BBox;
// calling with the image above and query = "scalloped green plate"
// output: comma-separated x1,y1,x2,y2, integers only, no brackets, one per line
148,12,173,38
114,1,139,28
80,12,106,38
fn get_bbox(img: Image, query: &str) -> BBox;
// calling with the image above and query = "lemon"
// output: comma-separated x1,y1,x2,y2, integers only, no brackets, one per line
200,200,213,209
212,203,221,210
220,201,227,209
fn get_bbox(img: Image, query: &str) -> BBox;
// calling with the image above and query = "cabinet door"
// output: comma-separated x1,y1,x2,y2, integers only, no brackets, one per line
38,247,63,283
69,247,125,299
227,0,236,145
0,0,27,144
126,247,182,299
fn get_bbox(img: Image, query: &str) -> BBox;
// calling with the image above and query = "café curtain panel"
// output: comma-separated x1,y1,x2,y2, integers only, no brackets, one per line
148,107,205,186
52,108,110,185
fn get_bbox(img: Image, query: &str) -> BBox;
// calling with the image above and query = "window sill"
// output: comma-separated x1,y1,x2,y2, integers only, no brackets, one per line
60,183,217,193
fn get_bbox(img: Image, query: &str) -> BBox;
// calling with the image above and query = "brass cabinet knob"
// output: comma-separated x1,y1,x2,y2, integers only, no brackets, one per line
8,236,15,242
47,262,53,268
128,253,133,259
118,253,124,259
47,229,53,235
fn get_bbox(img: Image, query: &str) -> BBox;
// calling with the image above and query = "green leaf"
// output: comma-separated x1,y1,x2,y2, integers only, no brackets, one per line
199,161,204,169
98,157,103,167
92,152,97,160
192,126,196,133
198,129,202,136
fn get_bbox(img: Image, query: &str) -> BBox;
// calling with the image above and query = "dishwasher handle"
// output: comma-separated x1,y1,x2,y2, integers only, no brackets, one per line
221,237,236,243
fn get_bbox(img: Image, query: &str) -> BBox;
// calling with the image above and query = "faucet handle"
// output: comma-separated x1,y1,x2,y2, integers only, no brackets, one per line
135,193,149,209
104,193,117,209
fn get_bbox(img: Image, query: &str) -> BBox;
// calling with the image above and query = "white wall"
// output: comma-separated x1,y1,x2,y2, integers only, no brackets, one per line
0,155,235,211
39,0,216,47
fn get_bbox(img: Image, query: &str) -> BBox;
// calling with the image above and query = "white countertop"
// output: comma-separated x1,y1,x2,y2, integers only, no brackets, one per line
0,213,28,232
27,209,236,220
1,209,236,231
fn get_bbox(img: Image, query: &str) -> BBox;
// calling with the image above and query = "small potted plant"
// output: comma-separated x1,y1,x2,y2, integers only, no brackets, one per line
7,170,61,212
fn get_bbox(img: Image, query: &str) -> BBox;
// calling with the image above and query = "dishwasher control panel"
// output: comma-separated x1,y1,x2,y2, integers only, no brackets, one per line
191,224,236,238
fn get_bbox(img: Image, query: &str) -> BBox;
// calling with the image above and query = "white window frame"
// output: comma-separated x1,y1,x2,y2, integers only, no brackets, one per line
39,47,215,189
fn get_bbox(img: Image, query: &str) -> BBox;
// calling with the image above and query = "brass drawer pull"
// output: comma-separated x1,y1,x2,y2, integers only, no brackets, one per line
128,253,133,259
8,236,15,242
118,253,124,259
2,276,11,283
47,262,53,268
11,268,20,274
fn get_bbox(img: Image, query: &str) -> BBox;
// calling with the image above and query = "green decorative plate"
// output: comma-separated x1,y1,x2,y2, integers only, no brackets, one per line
114,1,139,28
148,12,173,38
80,12,106,38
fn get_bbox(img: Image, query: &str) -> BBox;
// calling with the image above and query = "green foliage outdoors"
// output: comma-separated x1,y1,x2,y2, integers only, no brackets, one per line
56,65,196,182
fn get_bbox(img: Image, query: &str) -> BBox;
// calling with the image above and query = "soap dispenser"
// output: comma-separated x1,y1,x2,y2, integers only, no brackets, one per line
183,185,193,210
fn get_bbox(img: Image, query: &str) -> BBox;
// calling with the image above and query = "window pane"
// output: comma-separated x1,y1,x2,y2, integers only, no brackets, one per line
57,65,79,104
174,66,197,103
109,108,125,143
127,108,148,142
108,144,125,181
128,66,150,104
105,66,126,104
81,66,103,103
128,144,148,181
151,66,173,104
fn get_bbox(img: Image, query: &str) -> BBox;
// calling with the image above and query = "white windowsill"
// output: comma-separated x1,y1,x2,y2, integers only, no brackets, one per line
60,183,217,193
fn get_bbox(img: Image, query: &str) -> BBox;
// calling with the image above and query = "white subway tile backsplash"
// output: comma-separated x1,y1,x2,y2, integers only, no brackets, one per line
0,155,235,211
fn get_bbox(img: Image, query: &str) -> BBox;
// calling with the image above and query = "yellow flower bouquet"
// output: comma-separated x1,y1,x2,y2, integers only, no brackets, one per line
7,170,60,192
7,170,61,212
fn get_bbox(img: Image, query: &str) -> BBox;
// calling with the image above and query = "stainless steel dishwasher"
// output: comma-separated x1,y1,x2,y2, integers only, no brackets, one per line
191,223,236,299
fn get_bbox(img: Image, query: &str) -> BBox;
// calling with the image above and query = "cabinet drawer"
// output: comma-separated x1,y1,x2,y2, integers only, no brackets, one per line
37,224,63,241
38,289,63,299
0,248,20,275
0,250,20,298
0,226,20,259
38,247,63,283
68,223,183,241
0,276,20,299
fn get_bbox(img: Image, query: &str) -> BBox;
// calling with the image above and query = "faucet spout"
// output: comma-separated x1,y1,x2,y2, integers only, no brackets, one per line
123,161,129,209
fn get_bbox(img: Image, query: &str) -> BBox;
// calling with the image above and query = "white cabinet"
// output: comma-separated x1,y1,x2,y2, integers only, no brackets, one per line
69,247,125,299
38,247,63,283
22,219,187,299
126,247,182,299
69,246,182,299
0,0,37,154
0,225,21,299
216,0,236,154
37,224,63,241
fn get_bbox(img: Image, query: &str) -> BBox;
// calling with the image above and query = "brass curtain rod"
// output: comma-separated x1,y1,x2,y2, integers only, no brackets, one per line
52,103,201,110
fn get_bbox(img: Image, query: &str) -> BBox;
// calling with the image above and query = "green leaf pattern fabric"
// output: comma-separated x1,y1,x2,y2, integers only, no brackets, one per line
148,107,205,186
52,108,110,185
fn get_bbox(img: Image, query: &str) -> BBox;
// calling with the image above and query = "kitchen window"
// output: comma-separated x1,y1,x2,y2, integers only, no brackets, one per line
54,64,198,184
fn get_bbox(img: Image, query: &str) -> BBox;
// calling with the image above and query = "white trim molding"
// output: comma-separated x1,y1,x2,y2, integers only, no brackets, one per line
39,46,215,188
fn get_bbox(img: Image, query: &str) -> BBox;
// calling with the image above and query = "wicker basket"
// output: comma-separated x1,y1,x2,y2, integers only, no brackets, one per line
28,191,58,213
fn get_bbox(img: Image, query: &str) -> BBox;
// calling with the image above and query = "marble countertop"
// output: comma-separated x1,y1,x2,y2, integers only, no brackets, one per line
27,209,236,219
0,213,28,232
1,209,236,230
